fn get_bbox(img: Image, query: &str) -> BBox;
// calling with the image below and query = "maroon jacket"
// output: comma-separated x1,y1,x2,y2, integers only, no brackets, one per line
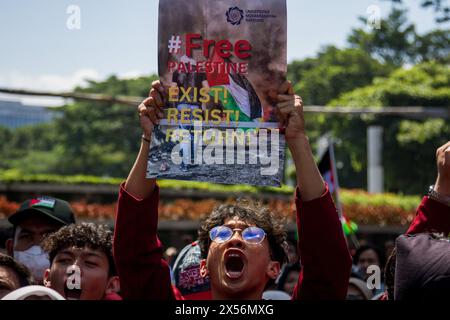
406,195,450,235
103,292,123,300
113,183,352,300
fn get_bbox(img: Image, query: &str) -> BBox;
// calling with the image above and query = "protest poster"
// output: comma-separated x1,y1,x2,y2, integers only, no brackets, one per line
147,0,287,186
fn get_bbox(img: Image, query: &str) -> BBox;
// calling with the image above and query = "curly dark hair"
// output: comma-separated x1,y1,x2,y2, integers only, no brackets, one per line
41,223,116,277
384,247,396,300
198,200,288,267
0,253,32,287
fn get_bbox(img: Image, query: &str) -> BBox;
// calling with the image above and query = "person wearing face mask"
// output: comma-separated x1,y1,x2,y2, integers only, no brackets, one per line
5,196,76,284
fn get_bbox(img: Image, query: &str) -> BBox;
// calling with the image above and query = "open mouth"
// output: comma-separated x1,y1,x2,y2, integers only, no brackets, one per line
224,251,246,279
64,287,82,300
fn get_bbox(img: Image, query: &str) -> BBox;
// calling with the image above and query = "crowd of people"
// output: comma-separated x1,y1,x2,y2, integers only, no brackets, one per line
0,80,449,300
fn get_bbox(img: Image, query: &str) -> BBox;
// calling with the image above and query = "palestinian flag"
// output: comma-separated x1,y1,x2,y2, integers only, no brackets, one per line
29,197,56,209
318,147,335,194
209,85,252,122
206,52,262,120
318,143,358,236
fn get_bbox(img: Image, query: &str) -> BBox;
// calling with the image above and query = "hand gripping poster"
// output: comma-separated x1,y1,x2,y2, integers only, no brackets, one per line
147,0,287,187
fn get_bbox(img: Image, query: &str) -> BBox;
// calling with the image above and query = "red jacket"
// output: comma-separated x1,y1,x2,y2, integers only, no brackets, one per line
103,292,123,300
113,183,353,300
406,195,450,235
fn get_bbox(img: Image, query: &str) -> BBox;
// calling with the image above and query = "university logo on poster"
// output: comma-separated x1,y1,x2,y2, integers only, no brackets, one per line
147,0,287,187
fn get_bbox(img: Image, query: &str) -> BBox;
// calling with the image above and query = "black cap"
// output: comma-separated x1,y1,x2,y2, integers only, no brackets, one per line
8,196,76,226
172,241,211,298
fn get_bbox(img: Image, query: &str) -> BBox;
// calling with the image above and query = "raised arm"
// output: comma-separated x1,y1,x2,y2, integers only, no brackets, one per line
113,81,176,299
407,141,450,235
276,81,325,200
124,81,166,199
276,82,352,300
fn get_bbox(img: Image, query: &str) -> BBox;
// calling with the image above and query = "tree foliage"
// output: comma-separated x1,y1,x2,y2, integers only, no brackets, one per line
327,62,450,194
288,46,392,105
348,8,450,66
388,0,450,23
1,75,158,177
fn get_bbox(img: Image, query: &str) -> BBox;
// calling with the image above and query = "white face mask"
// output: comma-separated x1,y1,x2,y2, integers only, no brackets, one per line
14,245,50,283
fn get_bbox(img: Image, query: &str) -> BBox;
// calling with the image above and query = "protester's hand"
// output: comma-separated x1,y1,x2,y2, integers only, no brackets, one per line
435,141,450,195
126,81,164,198
138,80,165,138
276,81,324,200
276,81,305,141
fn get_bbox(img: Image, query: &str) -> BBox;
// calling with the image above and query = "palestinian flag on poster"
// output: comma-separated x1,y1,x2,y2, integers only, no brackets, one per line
206,53,263,122
318,143,358,236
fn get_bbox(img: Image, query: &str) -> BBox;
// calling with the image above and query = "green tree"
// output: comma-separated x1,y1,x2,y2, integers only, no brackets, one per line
348,8,417,66
288,46,391,105
327,62,450,194
388,0,450,22
0,123,59,173
0,127,12,170
348,7,450,66
1,75,158,178
414,29,450,63
52,75,158,176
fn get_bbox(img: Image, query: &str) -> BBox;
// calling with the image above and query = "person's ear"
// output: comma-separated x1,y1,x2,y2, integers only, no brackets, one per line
105,276,120,295
43,269,51,287
6,238,13,256
266,261,280,280
199,259,209,278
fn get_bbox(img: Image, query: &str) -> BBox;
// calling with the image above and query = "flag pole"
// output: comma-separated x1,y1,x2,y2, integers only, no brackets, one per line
328,138,360,249
329,140,343,219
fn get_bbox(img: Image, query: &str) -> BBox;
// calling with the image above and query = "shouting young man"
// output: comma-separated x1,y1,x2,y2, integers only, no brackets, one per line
42,223,121,300
113,80,352,300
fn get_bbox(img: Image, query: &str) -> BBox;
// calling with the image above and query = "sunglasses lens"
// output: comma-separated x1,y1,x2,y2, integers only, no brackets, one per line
210,226,232,243
242,227,265,244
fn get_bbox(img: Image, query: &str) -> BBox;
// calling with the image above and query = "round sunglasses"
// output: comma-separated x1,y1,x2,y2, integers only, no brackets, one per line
209,225,266,244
